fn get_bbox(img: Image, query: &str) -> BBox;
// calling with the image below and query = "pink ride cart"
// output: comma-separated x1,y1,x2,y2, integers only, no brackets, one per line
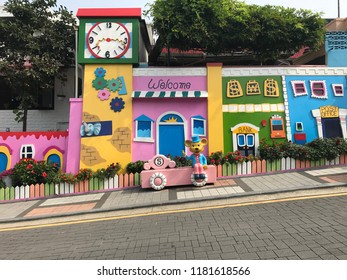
141,154,217,191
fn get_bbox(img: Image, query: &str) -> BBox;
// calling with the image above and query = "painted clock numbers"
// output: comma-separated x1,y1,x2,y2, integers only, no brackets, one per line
87,22,130,59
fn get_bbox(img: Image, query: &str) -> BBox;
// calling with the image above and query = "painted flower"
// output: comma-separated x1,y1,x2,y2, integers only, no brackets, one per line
107,78,122,92
92,77,107,90
98,89,111,101
110,97,125,112
94,67,106,77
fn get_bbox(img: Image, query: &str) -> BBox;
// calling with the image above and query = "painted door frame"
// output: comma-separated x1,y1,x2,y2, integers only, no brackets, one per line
312,107,347,138
156,111,187,155
230,123,260,155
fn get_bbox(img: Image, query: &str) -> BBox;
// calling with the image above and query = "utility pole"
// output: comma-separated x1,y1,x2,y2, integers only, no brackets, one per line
338,0,340,17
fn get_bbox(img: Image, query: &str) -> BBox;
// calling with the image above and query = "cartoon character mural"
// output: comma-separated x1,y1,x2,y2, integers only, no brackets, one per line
183,136,208,186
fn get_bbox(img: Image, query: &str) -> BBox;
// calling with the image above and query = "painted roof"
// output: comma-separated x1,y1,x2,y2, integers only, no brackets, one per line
135,114,154,122
76,8,141,18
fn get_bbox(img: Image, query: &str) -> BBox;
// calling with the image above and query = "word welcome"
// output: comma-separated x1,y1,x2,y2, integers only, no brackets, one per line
148,78,191,90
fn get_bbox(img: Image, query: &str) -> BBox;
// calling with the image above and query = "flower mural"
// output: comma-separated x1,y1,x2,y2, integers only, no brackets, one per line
98,89,111,101
92,77,107,90
110,97,125,112
94,67,106,77
107,78,122,92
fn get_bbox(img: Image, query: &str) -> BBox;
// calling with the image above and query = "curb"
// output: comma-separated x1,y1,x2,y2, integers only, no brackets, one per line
1,182,346,225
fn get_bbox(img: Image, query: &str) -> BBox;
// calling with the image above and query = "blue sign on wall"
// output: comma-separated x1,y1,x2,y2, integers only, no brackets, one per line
80,121,113,137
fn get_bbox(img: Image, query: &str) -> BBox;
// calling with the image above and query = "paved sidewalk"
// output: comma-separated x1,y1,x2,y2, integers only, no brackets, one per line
1,166,347,223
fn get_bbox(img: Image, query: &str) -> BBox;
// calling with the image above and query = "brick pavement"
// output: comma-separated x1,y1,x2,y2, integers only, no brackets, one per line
0,166,347,223
0,195,345,260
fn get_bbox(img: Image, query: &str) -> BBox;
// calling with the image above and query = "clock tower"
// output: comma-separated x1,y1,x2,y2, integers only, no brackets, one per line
76,8,141,170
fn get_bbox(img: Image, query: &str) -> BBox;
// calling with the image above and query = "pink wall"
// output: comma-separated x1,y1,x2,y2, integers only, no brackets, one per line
0,131,68,169
133,76,206,91
65,98,83,174
132,98,208,161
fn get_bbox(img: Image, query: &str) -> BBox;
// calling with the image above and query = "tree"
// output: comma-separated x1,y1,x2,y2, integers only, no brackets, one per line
146,0,325,65
0,0,76,131
245,5,325,64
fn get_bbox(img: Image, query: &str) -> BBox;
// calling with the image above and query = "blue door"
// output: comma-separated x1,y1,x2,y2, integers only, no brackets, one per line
159,124,185,157
0,152,8,172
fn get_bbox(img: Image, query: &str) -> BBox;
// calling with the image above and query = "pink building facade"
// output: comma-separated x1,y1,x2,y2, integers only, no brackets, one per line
132,73,208,162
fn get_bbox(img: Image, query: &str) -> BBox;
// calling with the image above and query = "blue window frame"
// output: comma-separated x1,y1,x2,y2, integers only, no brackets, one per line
191,115,206,136
134,114,154,142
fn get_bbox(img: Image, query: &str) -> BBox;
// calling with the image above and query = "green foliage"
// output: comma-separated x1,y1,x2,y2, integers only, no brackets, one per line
0,0,76,131
75,168,94,182
11,158,59,186
207,150,256,165
169,155,192,167
55,172,77,184
258,138,347,162
94,163,121,179
126,161,145,174
145,0,325,65
258,139,287,161
207,151,227,165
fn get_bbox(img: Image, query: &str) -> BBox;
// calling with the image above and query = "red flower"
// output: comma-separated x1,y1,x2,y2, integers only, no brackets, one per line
42,172,47,178
27,164,33,170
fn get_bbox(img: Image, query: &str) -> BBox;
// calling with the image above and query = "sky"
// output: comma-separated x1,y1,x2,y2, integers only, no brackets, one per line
0,0,346,19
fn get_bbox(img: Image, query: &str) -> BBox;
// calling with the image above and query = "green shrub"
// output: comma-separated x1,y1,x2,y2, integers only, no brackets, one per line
75,168,94,181
170,155,192,167
258,137,345,162
258,140,285,162
55,172,77,184
11,158,59,186
207,151,227,165
126,160,145,173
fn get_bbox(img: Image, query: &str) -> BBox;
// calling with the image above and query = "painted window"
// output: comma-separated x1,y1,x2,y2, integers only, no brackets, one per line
291,81,307,97
270,116,286,138
264,79,279,97
332,84,344,96
246,134,255,147
20,145,35,159
227,80,243,98
43,148,63,170
134,114,154,142
47,154,61,169
246,80,261,95
191,115,206,136
0,145,11,172
296,122,304,132
160,114,183,123
310,80,327,99
0,153,8,172
237,134,246,147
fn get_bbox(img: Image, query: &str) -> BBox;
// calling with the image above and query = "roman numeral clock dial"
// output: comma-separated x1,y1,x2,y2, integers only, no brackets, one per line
87,22,130,59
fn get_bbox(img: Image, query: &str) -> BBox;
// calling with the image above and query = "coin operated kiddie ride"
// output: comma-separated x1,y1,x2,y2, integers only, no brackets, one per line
141,136,217,190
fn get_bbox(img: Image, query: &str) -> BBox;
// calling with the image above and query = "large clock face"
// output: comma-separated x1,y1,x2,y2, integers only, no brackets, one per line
86,22,131,59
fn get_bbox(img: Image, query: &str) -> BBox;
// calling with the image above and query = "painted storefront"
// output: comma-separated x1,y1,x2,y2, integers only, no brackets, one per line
286,75,347,143
222,74,286,156
132,69,208,161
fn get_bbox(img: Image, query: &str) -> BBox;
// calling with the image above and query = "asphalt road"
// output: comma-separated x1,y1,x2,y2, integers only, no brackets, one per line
0,193,346,260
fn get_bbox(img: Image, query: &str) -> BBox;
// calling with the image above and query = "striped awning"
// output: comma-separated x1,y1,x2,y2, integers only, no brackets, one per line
132,91,208,98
